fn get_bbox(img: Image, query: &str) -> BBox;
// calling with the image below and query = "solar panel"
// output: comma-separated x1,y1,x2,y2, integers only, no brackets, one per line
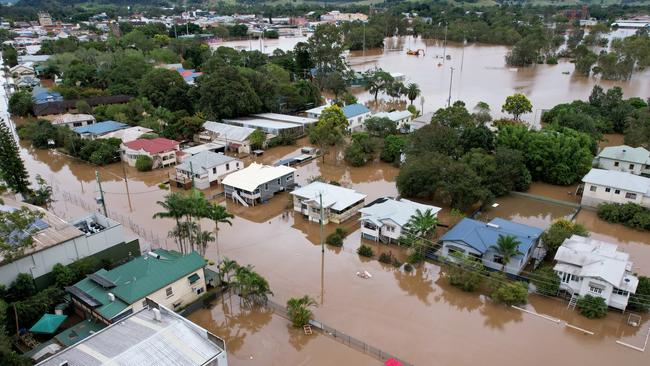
88,273,116,288
66,286,102,307
30,219,50,231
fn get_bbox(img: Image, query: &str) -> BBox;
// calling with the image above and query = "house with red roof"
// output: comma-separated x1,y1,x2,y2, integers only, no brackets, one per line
121,138,181,169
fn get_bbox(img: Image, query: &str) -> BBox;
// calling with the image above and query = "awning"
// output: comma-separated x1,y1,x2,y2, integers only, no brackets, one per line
29,314,68,334
188,273,200,284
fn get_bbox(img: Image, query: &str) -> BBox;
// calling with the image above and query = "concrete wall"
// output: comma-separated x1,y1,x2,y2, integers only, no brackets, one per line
581,183,649,208
0,225,128,288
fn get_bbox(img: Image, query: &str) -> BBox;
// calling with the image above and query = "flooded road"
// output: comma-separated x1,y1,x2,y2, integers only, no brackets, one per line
477,194,576,229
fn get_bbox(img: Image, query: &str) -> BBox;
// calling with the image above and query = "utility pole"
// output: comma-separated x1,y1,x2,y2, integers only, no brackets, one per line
122,162,132,212
95,170,107,217
190,161,195,187
363,22,366,57
319,192,324,253
447,67,455,108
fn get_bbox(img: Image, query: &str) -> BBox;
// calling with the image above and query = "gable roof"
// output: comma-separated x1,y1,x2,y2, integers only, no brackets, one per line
597,145,650,165
342,103,371,118
221,162,295,192
554,235,638,291
203,121,256,142
73,120,128,136
582,168,650,195
373,110,412,122
359,198,441,228
123,137,179,154
441,217,543,255
51,113,95,126
291,182,366,211
69,249,205,320
176,151,237,174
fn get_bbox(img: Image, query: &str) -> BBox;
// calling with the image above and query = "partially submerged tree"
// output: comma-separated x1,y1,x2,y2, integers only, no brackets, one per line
502,93,532,121
308,105,348,162
287,295,318,328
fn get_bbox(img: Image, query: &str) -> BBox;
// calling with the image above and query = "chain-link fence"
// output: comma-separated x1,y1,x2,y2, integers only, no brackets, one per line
265,299,414,366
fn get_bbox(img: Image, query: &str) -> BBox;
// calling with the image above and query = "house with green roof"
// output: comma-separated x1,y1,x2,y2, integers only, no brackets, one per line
67,249,207,324
596,145,650,176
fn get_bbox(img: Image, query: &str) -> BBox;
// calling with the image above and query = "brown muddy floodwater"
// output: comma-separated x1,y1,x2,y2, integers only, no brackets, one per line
18,137,650,365
477,194,576,230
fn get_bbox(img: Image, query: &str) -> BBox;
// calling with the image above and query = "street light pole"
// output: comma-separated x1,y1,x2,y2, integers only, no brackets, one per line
447,67,455,107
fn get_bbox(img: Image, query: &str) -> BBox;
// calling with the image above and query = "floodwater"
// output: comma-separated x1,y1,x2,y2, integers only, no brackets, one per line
576,209,650,277
477,194,576,229
187,296,379,366
219,34,650,125
16,138,650,366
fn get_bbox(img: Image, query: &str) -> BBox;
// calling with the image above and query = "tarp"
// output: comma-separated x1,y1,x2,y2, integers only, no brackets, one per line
385,359,403,366
29,314,68,334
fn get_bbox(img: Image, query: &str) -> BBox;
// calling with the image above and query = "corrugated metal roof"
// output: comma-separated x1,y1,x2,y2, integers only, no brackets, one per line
203,121,256,142
176,151,237,174
291,182,366,211
342,103,371,118
441,217,543,254
221,163,295,192
597,145,650,165
582,168,650,195
359,198,441,227
73,121,128,136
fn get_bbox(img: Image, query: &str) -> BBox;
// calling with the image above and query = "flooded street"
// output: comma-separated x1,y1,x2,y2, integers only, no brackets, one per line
11,32,650,366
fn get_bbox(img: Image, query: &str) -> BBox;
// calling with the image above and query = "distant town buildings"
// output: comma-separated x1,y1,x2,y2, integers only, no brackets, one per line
321,11,368,23
581,168,650,208
554,235,638,311
38,12,53,27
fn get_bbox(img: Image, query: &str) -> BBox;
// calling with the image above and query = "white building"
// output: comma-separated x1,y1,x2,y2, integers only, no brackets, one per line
37,300,228,366
0,199,134,288
372,110,413,131
596,145,650,176
291,182,366,224
51,113,96,128
174,151,243,190
199,121,256,154
359,197,441,244
222,163,295,206
554,235,639,311
321,11,368,23
581,169,650,208
305,103,372,132
99,126,153,142
9,63,36,78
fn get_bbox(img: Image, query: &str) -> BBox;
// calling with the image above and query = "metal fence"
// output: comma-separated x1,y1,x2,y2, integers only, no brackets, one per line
265,300,414,366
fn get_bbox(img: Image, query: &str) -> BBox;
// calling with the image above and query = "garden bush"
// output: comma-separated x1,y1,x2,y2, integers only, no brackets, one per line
597,203,650,231
531,266,561,296
326,228,348,247
628,276,650,312
378,252,392,264
447,254,484,292
357,244,374,258
491,281,529,305
135,155,154,171
576,295,608,319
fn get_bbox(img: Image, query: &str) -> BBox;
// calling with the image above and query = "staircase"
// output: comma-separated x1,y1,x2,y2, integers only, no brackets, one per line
567,293,579,310
231,191,249,207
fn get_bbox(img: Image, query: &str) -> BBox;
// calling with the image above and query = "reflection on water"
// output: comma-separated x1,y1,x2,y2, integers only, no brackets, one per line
477,194,576,229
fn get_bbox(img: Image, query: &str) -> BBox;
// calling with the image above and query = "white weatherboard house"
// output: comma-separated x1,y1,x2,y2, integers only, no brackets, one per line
359,197,441,244
554,235,638,311
596,145,650,176
291,182,367,224
51,113,96,128
373,110,413,131
199,121,256,154
581,168,650,208
222,163,296,206
174,151,242,190
306,103,372,132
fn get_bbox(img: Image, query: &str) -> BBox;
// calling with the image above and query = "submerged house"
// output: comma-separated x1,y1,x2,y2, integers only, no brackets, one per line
306,103,372,132
439,218,544,275
199,121,256,154
359,197,441,244
554,235,638,311
173,151,242,190
121,137,181,169
67,249,206,324
221,163,295,206
581,168,650,208
595,145,650,176
373,110,413,132
290,182,366,224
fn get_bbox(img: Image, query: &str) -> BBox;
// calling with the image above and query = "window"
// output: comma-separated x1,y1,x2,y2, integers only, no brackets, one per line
614,161,619,167
212,167,217,174
225,163,229,170
570,274,580,282
277,179,281,184
73,122,82,127
589,185,597,192
236,162,240,168
605,188,611,193
264,183,269,190
286,175,293,181
493,255,504,264
615,189,620,194
613,288,628,296
385,225,395,233
625,192,637,199
165,286,173,298
588,285,603,295
196,287,204,295
629,164,635,170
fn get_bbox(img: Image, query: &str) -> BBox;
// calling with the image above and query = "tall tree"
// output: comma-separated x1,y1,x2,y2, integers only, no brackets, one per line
308,23,347,75
364,69,394,102
0,121,30,194
153,192,189,253
139,68,191,112
308,105,348,162
406,83,421,105
489,235,523,272
502,93,532,121
206,203,234,263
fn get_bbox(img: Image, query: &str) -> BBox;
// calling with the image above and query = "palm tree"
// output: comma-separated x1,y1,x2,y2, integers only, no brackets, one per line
404,209,439,239
154,192,188,252
406,83,421,105
490,235,523,272
287,295,318,328
195,229,215,257
219,257,239,285
206,203,234,263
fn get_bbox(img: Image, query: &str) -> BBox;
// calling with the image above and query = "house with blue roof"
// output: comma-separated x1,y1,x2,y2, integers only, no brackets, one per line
439,217,544,275
306,103,372,132
73,120,128,139
31,86,63,104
